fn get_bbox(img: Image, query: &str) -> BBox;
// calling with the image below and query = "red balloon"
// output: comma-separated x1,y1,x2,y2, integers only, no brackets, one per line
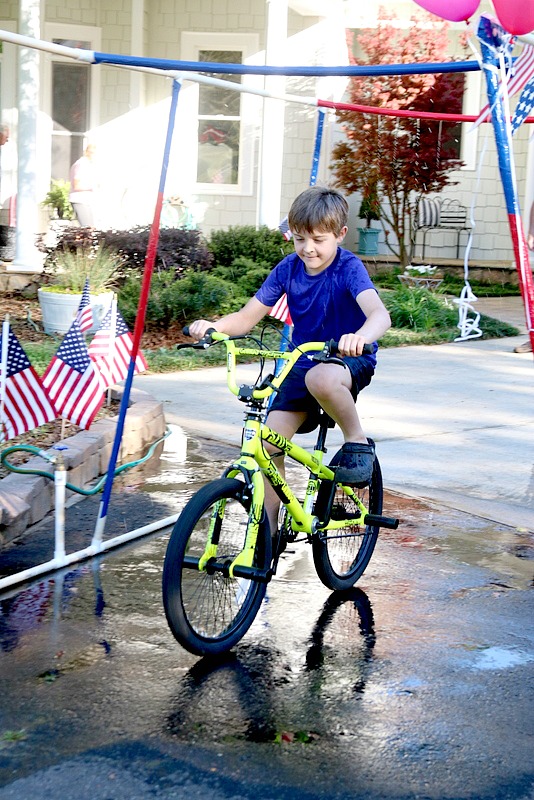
492,0,534,35
411,0,481,22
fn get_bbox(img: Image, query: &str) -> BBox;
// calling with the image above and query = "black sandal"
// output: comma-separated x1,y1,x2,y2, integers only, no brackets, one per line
334,440,375,486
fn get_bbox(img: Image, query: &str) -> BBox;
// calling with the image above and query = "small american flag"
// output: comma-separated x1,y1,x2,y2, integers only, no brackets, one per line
42,319,105,430
88,304,147,388
0,324,57,441
75,277,94,333
278,216,292,241
269,294,292,325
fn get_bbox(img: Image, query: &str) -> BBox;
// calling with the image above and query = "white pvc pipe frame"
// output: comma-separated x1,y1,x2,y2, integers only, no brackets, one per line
0,30,323,594
1,25,531,592
0,436,179,592
0,504,179,592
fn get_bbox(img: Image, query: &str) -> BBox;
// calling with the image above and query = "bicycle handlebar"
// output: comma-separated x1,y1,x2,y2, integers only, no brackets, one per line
178,327,374,401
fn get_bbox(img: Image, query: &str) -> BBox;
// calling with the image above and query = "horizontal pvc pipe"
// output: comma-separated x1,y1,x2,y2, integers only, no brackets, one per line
0,513,179,593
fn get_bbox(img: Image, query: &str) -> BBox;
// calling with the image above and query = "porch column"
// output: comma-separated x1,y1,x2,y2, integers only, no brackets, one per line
12,0,43,272
257,0,287,229
130,0,145,108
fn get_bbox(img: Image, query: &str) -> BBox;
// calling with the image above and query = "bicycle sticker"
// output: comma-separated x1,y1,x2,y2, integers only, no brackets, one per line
243,429,255,441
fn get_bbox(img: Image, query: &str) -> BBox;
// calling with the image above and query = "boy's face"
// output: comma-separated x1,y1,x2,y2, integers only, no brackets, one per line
292,226,347,275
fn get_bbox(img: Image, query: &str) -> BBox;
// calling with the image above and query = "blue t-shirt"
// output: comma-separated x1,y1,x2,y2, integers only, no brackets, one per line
255,247,378,367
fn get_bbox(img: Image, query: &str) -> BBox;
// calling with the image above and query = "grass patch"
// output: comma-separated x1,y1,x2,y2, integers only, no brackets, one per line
373,269,521,298
18,296,518,375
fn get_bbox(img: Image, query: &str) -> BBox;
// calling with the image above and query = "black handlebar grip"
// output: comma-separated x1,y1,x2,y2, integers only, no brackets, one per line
326,339,374,356
182,325,217,338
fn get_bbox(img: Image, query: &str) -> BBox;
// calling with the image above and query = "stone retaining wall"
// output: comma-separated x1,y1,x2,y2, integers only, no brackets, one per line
0,386,166,548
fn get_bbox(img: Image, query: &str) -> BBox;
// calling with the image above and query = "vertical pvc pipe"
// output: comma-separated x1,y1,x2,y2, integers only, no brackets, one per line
53,453,67,563
92,78,182,547
268,109,326,408
478,17,534,352
309,108,325,187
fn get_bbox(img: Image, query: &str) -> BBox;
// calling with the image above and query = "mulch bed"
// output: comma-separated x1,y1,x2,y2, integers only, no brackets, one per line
2,296,188,348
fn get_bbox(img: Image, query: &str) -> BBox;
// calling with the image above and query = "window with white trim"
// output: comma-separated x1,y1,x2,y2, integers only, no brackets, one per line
44,24,101,182
181,33,260,195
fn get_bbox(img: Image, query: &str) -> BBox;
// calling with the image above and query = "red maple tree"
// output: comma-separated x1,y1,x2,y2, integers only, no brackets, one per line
330,11,465,266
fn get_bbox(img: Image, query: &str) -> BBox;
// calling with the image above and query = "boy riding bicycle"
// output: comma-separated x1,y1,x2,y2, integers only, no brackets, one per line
188,186,391,534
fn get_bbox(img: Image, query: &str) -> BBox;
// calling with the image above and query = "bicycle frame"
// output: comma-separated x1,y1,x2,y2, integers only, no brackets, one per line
193,333,371,578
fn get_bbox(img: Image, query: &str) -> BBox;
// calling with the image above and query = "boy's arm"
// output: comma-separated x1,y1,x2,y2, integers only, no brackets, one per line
338,288,391,357
188,297,271,340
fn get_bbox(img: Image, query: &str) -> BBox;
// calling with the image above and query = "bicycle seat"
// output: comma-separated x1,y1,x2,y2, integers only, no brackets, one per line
296,407,336,435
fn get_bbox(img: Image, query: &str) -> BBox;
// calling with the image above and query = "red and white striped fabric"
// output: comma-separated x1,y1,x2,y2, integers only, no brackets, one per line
88,304,147,387
269,294,292,325
0,324,57,441
42,319,105,430
75,277,94,333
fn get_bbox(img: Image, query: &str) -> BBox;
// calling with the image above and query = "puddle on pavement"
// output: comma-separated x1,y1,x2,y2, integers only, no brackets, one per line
386,492,533,590
1,426,533,797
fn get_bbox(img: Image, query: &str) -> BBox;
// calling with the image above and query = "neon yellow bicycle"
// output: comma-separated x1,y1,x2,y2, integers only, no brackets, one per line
162,330,399,656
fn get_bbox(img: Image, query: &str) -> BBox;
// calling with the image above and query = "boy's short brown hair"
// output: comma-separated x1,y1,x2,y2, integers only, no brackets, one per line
288,186,349,235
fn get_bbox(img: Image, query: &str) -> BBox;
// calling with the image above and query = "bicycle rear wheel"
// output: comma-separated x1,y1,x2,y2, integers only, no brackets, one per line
312,456,383,591
162,478,271,656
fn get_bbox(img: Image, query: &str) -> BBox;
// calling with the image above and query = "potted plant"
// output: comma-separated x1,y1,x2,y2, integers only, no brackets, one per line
398,264,444,291
38,244,121,334
357,183,381,255
41,179,75,221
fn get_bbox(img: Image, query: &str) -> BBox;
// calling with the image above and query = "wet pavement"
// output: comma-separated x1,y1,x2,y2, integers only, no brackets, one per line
1,427,533,800
1,297,533,798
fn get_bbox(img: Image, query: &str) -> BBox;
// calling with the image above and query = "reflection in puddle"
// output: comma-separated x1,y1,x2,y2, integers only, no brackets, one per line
166,588,377,745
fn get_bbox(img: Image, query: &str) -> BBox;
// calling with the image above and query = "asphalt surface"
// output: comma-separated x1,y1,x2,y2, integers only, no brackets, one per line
0,295,533,800
135,296,533,532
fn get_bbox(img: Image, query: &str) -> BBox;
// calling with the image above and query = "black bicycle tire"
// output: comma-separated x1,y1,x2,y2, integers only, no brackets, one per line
162,477,271,656
312,456,383,590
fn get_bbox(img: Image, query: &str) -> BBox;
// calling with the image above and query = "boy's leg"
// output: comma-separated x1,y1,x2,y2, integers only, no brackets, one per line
305,361,375,485
263,408,307,536
304,362,366,441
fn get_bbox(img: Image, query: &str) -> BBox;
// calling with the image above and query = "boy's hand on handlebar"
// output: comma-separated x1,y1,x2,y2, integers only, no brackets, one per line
337,333,369,357
187,320,216,341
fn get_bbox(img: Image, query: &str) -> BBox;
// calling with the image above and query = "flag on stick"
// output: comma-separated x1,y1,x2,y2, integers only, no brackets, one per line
42,319,105,430
471,43,534,130
0,320,57,441
278,215,292,241
269,294,292,325
88,300,148,388
75,277,94,333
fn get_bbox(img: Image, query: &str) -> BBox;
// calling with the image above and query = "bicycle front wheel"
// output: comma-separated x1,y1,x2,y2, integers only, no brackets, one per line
312,457,383,591
162,478,271,657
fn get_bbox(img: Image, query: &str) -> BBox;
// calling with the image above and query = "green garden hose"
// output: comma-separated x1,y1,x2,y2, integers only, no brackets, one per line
0,428,171,496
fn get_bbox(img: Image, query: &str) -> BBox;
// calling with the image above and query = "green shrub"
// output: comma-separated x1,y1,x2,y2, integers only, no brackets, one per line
208,225,292,269
212,256,271,296
119,269,233,329
41,179,75,220
383,285,457,331
37,226,212,280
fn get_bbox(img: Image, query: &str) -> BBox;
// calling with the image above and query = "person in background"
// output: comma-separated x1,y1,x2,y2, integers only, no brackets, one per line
69,142,97,228
514,201,534,353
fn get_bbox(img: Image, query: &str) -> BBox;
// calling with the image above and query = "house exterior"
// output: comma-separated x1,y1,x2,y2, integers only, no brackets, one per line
1,0,533,275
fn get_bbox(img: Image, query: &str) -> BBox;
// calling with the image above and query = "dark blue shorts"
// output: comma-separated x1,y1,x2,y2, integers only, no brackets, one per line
268,356,375,434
